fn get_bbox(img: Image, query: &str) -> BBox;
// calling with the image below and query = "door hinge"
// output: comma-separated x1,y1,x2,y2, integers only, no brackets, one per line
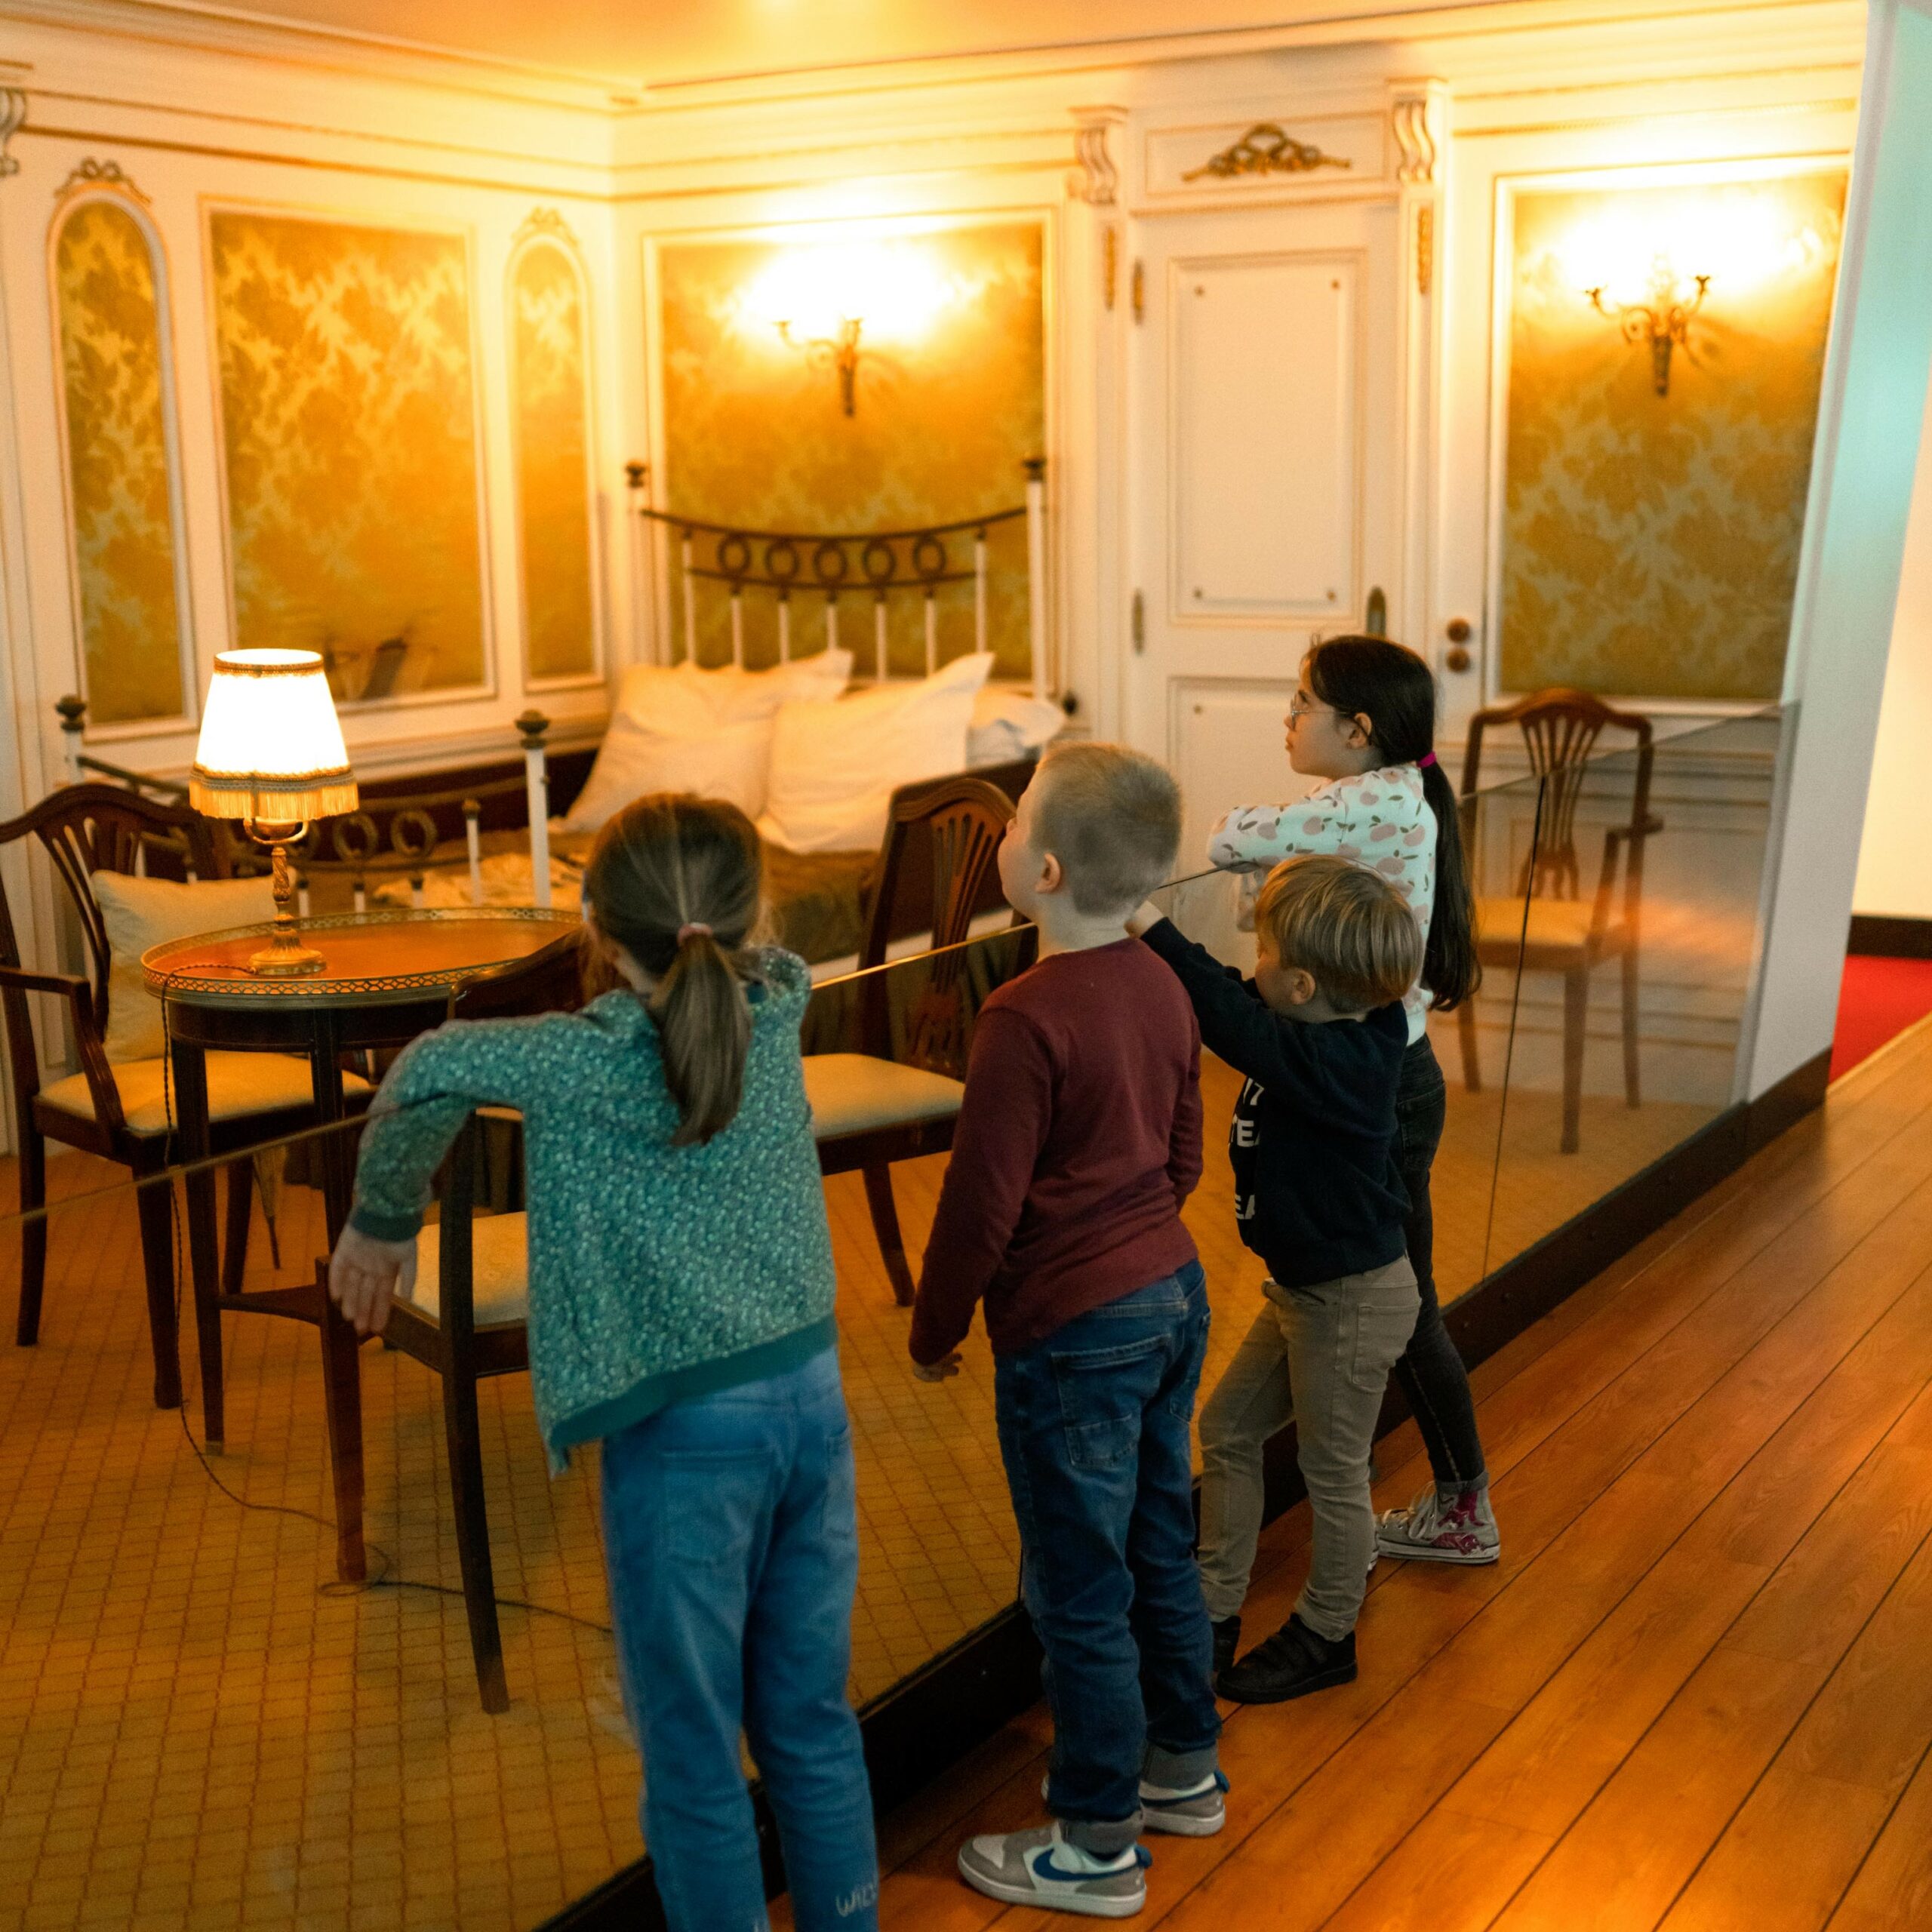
1131,589,1146,653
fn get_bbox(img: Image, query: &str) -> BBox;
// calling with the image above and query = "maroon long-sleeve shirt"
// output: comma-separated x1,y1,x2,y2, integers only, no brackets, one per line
908,938,1203,1364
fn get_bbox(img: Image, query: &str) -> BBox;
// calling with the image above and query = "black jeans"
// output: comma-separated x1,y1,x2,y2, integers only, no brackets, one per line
1392,1035,1488,1490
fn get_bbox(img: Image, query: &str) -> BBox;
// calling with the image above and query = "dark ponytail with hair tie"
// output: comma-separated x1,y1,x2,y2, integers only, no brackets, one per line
582,795,765,1146
1304,635,1480,1011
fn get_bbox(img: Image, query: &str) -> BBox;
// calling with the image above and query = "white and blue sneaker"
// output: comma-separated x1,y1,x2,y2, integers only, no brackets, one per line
1040,1769,1229,1837
957,1823,1151,1917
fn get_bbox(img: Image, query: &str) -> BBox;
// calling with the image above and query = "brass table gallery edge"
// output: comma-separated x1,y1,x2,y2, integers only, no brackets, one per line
143,907,582,1580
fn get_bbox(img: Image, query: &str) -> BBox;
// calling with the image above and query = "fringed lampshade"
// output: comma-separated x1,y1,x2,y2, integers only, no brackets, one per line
189,649,358,976
189,649,358,825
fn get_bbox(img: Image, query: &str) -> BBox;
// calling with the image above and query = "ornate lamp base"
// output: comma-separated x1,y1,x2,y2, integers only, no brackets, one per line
248,921,326,977
245,823,325,977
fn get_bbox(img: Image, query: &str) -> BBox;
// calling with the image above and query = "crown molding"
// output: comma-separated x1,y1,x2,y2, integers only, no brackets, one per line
0,0,1864,126
0,0,644,112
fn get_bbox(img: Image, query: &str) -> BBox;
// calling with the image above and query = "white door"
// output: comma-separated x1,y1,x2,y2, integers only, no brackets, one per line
1127,202,1401,955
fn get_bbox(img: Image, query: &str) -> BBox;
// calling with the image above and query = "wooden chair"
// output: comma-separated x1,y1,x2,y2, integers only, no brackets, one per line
318,937,585,1713
1456,689,1663,1155
804,775,1032,1306
0,784,333,1407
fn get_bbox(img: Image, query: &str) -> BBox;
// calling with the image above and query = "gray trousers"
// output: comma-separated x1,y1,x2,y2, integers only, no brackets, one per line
1196,1260,1420,1641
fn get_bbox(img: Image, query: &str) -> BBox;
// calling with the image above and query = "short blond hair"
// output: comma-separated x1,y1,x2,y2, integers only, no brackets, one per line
1032,742,1182,917
1254,854,1422,1014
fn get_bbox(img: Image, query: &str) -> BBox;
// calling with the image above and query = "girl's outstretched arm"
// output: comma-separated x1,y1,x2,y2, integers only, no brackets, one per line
344,1013,569,1243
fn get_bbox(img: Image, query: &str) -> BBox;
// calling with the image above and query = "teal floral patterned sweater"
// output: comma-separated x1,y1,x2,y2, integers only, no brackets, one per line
349,949,837,1469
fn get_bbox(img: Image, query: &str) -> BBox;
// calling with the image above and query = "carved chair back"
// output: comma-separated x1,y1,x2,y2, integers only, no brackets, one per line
856,776,1019,1079
1460,689,1654,906
0,783,229,1046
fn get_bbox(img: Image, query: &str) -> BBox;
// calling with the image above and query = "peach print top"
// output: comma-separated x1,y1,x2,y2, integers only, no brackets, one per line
1206,762,1437,1044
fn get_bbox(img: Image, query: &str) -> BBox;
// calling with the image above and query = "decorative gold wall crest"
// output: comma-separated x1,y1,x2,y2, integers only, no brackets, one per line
514,206,577,248
56,157,150,205
1184,124,1350,183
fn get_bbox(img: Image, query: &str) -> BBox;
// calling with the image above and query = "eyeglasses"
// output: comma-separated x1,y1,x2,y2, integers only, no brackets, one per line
1287,693,1331,720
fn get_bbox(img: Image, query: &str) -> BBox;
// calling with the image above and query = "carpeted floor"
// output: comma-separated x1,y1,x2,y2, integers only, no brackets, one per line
1830,951,1932,1081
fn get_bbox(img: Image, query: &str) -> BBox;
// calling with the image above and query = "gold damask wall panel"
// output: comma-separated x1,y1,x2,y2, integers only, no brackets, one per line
1500,171,1846,702
512,238,595,682
210,212,485,700
659,224,1043,677
55,200,186,725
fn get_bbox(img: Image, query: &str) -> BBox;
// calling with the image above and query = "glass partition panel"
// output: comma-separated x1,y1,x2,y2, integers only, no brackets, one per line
0,714,1783,1924
1477,706,1784,1284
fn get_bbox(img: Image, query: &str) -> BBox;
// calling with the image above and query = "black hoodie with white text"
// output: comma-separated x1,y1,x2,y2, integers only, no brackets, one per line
1141,917,1410,1289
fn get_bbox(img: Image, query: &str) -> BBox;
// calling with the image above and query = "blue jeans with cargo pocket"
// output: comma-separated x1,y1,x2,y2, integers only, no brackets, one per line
992,1263,1223,1858
600,1346,878,1932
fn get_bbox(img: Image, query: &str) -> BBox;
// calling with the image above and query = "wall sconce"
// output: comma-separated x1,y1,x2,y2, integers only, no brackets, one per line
776,313,863,416
1586,259,1712,396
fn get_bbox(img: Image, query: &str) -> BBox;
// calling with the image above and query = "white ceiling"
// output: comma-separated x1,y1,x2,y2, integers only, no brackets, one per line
118,0,1520,94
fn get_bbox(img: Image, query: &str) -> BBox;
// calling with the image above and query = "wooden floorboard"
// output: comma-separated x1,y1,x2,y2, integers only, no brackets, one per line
851,1014,1932,1932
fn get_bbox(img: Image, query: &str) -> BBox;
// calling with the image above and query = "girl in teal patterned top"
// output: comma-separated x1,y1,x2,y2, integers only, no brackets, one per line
328,795,878,1932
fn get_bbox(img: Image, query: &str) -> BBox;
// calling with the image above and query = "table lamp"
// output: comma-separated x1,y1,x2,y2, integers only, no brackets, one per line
189,649,358,977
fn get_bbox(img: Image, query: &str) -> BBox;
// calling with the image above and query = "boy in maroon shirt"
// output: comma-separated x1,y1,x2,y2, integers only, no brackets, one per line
909,743,1224,1918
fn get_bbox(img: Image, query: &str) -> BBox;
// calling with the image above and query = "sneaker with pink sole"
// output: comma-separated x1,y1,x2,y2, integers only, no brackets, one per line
1375,1487,1500,1564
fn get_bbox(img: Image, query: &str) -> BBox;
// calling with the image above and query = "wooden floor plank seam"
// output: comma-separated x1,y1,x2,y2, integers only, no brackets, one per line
1426,1260,1932,1932
1130,1215,1932,1931
1821,1726,1932,1932
865,1072,1932,1927
1647,1506,1932,1932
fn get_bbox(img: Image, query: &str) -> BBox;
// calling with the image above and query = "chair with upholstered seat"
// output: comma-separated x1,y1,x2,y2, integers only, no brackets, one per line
1,783,367,1409
804,774,1031,1306
1456,689,1662,1155
316,937,583,1713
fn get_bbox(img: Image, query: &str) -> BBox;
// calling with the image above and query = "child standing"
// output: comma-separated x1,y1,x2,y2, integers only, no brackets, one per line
1207,635,1499,1567
328,795,878,1932
909,743,1223,1920
1131,854,1423,1702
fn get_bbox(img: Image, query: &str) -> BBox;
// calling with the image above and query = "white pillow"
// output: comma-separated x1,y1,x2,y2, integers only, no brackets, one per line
758,654,995,854
563,712,774,828
968,688,1066,768
90,870,278,1063
565,652,854,832
614,652,852,730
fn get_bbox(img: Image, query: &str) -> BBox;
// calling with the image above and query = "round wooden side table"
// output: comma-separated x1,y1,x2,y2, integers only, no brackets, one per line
144,907,580,1574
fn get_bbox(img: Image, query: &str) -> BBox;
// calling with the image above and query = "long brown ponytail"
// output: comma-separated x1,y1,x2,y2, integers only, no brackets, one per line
583,795,765,1146
1305,634,1480,1011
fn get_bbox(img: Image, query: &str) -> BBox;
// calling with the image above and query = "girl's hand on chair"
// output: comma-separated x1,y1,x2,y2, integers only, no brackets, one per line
911,1352,961,1383
328,1224,417,1337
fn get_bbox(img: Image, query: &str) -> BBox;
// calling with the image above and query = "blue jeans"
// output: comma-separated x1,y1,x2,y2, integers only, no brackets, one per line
600,1347,879,1932
993,1263,1222,1857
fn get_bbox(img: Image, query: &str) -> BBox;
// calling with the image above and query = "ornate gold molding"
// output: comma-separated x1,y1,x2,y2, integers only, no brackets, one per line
55,156,150,205
1391,96,1438,186
0,88,23,180
1183,123,1350,183
514,205,577,248
1416,204,1434,297
1069,106,1124,207
1103,226,1118,311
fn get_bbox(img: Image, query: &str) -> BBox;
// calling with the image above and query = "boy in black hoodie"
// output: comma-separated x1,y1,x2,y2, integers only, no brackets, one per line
1131,853,1423,1703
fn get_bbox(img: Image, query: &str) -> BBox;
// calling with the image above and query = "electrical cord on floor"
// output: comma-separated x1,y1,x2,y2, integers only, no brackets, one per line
153,966,614,1642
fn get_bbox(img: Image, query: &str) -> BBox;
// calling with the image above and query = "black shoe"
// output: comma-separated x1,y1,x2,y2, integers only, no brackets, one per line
1216,1614,1356,1705
1211,1615,1241,1681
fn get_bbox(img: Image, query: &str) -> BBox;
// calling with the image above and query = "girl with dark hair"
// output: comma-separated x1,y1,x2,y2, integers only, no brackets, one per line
1206,635,1498,1567
328,794,879,1932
